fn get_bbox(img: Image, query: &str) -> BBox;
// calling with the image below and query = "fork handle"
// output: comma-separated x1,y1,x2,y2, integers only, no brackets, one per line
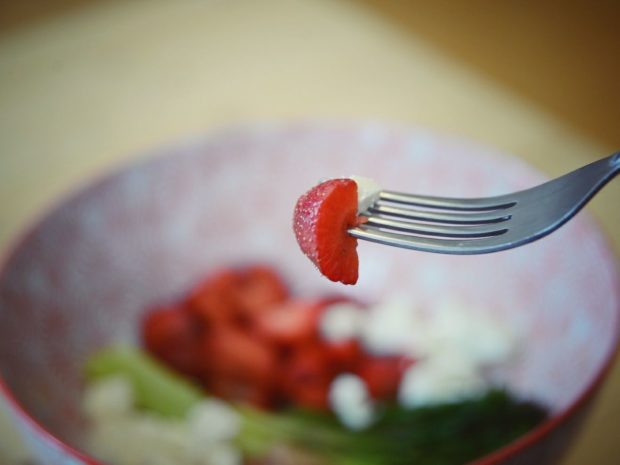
582,151,620,179
572,151,620,199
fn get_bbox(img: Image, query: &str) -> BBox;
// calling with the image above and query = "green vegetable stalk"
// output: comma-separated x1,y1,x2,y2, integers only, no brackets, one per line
85,345,203,418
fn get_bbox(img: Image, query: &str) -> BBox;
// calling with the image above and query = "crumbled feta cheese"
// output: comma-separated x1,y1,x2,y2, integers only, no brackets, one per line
203,444,243,465
405,299,518,365
349,175,382,213
329,374,375,430
434,299,517,365
188,399,242,443
88,414,190,465
360,295,421,355
319,302,364,342
318,292,518,413
84,377,242,465
82,375,134,419
398,352,486,407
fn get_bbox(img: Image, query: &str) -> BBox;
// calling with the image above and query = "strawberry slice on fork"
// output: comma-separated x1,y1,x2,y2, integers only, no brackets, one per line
293,179,364,285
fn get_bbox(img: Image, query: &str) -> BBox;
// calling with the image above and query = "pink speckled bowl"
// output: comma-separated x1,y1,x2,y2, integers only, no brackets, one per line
0,122,619,465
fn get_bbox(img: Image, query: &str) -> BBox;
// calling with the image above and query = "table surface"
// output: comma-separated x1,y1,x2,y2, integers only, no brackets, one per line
1,1,618,464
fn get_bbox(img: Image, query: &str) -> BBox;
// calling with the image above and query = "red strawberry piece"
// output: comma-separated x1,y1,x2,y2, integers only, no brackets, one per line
202,326,277,386
142,305,203,378
187,266,289,328
201,325,280,407
293,179,361,285
357,355,415,400
322,339,362,371
186,270,240,326
288,377,332,411
281,346,333,411
255,299,321,346
209,376,275,409
233,265,289,319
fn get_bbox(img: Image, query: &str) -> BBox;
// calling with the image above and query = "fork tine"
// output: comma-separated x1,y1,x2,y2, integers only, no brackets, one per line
380,191,516,211
362,216,508,238
349,226,513,254
368,204,512,225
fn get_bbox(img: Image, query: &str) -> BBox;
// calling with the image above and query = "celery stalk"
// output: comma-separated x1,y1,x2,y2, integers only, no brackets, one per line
84,345,203,418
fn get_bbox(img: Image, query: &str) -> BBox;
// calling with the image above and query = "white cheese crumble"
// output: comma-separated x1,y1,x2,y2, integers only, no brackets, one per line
360,295,421,355
82,375,134,419
328,374,375,430
83,376,243,465
425,299,518,365
188,399,242,443
398,352,486,407
354,295,518,409
319,302,364,342
349,175,382,213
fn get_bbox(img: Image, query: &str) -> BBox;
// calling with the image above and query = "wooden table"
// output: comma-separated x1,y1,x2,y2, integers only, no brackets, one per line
1,1,618,463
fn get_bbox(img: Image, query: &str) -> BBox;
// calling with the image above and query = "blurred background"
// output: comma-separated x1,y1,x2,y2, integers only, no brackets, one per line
0,0,619,463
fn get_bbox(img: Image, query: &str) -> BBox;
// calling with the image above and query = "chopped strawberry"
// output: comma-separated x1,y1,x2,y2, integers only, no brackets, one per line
287,377,332,411
186,270,239,326
209,377,275,409
255,299,321,346
187,266,288,328
202,326,277,386
357,356,415,400
142,305,203,378
293,179,361,285
281,346,333,410
323,339,362,371
234,265,289,318
142,263,420,414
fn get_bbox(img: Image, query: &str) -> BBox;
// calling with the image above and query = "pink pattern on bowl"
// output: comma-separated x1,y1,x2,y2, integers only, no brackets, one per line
0,122,618,465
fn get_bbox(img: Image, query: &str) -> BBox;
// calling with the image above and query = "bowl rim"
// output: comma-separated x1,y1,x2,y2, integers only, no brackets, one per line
1,122,619,465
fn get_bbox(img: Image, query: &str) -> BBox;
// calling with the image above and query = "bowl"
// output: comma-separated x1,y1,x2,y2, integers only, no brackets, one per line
0,122,618,465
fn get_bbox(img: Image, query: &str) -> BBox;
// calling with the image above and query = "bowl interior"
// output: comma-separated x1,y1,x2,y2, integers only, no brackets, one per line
1,122,619,452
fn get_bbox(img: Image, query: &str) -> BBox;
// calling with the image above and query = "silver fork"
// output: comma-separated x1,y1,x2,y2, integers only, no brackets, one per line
349,152,620,254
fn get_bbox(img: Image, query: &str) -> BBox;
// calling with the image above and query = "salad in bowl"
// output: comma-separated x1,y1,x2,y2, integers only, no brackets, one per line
0,122,618,465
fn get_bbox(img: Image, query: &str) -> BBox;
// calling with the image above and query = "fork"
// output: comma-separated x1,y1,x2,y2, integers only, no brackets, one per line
348,152,620,254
